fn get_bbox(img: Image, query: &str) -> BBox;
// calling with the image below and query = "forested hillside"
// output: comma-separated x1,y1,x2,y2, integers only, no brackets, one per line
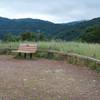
0,17,100,42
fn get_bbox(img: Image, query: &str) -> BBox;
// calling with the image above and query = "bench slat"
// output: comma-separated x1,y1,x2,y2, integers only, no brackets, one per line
13,43,37,53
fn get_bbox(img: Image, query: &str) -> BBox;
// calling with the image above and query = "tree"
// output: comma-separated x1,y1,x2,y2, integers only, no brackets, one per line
3,33,18,42
20,32,35,41
20,32,46,41
81,26,100,43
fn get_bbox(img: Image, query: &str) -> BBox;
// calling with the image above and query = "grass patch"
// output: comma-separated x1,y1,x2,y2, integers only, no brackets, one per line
0,41,100,60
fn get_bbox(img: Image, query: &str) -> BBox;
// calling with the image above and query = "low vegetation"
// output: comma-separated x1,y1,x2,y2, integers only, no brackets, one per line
0,41,100,60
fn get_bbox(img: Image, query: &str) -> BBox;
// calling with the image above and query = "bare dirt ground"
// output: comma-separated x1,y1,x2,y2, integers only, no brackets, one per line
0,55,100,100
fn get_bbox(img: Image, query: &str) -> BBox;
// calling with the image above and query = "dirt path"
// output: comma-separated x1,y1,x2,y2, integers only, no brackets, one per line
0,55,100,100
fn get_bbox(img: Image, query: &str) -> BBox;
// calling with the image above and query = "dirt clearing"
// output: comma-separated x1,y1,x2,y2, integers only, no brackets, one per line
0,55,100,100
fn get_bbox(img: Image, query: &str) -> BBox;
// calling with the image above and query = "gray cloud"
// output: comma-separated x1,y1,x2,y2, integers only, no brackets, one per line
0,0,100,23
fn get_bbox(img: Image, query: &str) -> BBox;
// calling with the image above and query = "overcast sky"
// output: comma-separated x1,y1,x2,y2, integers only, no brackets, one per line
0,0,100,23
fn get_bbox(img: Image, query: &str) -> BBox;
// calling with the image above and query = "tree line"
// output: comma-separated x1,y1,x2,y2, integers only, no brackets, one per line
3,32,46,42
2,25,100,43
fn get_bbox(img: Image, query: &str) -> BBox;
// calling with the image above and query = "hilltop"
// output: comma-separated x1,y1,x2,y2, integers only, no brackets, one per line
0,17,100,42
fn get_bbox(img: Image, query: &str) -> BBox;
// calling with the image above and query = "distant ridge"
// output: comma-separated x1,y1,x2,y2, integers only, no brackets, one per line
0,16,100,41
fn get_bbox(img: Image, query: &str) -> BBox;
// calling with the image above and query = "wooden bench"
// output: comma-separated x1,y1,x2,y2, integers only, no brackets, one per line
13,43,37,59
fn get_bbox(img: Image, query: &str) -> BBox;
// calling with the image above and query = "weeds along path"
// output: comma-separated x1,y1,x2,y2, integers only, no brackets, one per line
0,55,100,100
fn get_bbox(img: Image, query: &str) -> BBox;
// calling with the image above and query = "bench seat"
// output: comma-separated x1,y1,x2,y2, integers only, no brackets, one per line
12,43,37,58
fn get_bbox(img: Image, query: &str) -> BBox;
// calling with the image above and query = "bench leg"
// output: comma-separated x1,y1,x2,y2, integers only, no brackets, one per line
19,53,21,57
24,53,27,59
30,53,32,59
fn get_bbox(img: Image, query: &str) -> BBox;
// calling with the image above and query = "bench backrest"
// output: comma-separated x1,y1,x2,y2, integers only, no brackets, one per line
18,43,37,53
